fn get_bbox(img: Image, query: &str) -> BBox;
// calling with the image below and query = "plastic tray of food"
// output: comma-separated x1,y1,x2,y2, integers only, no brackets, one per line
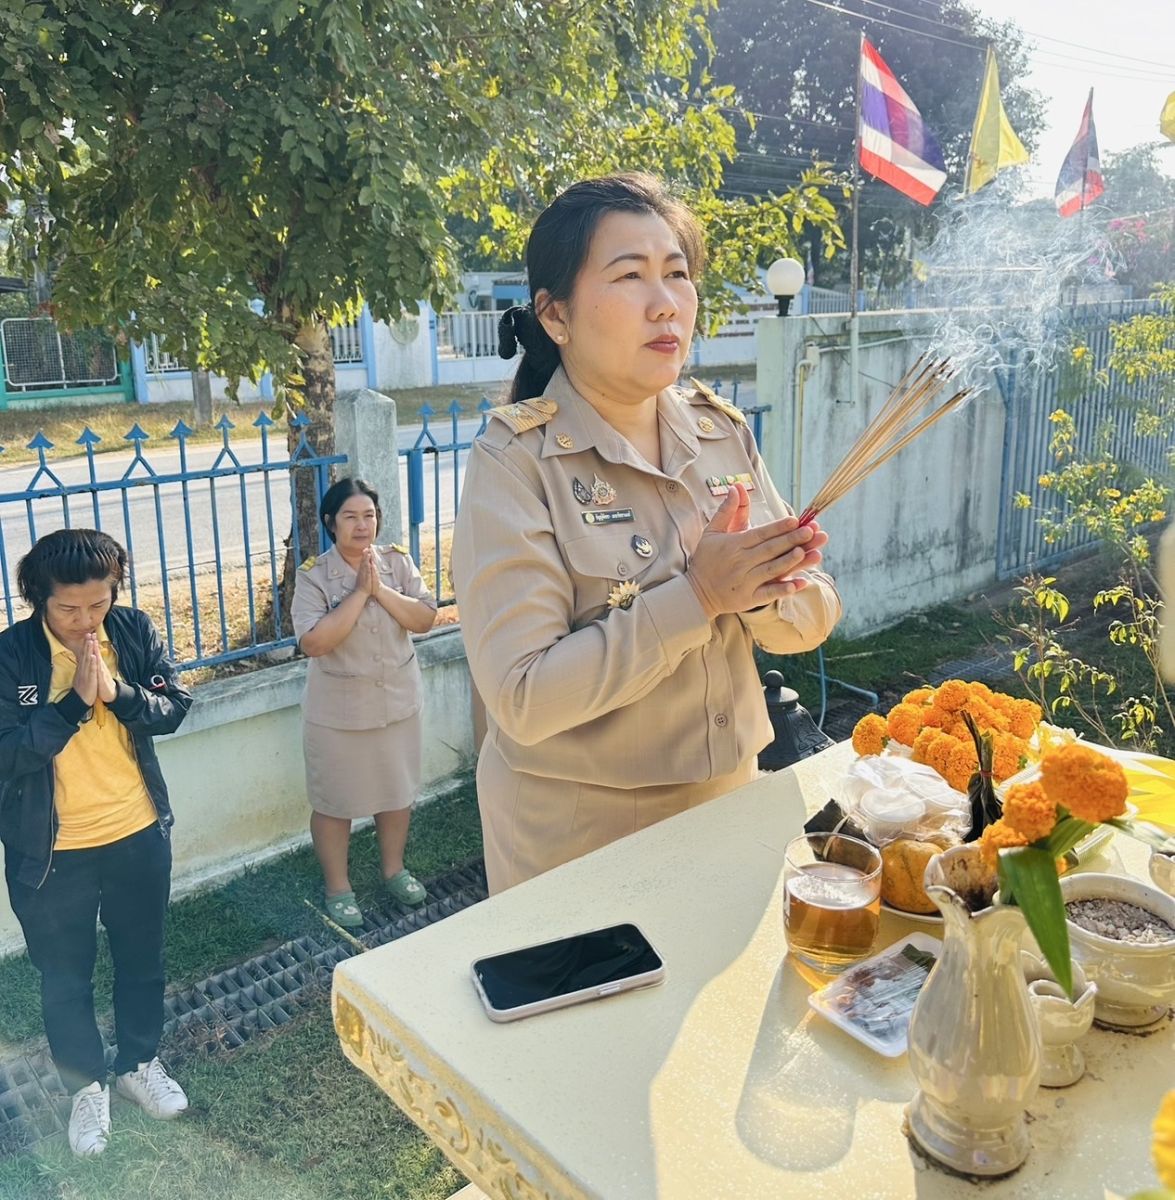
808,932,942,1056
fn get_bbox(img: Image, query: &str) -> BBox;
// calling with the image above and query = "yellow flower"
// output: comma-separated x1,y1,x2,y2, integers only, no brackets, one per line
1002,781,1058,843
903,687,934,706
886,703,924,748
1040,743,1128,824
606,580,641,610
1154,1090,1175,1190
1008,698,1041,740
851,713,888,757
979,820,1029,870
935,679,969,713
992,733,1030,782
1071,345,1088,361
945,741,977,792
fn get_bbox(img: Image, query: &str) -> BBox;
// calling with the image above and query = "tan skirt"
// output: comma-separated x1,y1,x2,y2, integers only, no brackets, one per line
476,735,760,894
304,713,422,819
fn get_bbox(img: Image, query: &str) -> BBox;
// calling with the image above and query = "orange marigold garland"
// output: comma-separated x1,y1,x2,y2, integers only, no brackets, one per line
885,702,924,748
1039,743,1128,824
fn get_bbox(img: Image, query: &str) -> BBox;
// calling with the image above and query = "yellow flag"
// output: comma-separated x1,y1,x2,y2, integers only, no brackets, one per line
966,48,1030,193
1162,90,1175,142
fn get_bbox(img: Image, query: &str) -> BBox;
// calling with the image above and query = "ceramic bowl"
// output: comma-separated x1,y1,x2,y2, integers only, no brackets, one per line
1149,851,1175,897
1059,872,1175,1029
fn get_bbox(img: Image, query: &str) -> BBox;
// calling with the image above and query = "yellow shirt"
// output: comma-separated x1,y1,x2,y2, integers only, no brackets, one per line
44,621,157,850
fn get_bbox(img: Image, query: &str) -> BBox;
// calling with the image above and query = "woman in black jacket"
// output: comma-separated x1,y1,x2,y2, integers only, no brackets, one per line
0,529,192,1158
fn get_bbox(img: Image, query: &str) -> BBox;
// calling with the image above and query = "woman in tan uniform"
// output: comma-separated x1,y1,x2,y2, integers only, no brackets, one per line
292,478,437,926
451,174,842,894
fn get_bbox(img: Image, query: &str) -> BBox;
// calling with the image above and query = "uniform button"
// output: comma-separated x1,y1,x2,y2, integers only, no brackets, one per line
617,563,629,577
665,481,679,493
714,713,728,728
367,599,375,608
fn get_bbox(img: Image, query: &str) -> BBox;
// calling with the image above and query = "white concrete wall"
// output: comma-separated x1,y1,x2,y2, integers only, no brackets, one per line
757,312,1005,638
371,305,433,391
0,627,477,956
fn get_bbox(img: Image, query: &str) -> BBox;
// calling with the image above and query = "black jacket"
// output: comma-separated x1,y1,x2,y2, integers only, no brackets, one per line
0,607,193,888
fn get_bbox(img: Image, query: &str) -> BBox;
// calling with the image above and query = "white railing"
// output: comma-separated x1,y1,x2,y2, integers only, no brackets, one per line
330,318,364,364
1,318,119,389
436,310,500,361
144,332,187,374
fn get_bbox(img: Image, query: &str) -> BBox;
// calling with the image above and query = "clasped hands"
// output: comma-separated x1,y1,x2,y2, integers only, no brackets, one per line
71,633,118,707
686,483,828,620
353,547,386,598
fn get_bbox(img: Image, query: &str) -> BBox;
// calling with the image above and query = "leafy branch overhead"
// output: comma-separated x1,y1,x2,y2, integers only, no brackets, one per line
0,0,844,392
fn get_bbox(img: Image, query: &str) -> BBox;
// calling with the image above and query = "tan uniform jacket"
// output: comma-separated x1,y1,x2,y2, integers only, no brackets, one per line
451,367,842,790
292,544,436,730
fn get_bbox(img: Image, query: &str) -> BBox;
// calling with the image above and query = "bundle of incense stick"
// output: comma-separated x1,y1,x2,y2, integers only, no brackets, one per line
797,355,972,526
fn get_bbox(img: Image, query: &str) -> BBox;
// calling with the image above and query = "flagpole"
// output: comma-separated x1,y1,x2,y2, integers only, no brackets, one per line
1075,87,1093,307
850,30,863,406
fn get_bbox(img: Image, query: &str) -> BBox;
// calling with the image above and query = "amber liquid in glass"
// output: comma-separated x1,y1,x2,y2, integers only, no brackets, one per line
785,862,881,971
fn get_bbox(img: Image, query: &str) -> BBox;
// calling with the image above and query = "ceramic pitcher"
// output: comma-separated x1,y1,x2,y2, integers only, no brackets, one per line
905,846,1042,1177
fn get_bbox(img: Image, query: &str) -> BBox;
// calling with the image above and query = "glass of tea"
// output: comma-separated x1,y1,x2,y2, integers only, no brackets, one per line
783,832,883,974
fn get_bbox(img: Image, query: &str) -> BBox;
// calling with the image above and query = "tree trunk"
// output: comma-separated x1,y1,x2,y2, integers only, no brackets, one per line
276,315,337,637
191,369,213,427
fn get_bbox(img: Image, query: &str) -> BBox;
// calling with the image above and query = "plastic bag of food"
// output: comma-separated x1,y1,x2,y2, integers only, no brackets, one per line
839,754,971,846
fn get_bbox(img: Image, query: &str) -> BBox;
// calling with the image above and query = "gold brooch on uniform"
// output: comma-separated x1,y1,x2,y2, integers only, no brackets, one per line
607,580,641,610
591,474,616,506
555,433,574,449
706,473,756,496
698,416,715,433
631,535,653,558
572,477,593,505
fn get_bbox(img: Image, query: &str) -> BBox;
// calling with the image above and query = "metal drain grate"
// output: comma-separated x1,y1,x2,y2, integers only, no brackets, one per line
0,859,488,1153
927,650,1016,685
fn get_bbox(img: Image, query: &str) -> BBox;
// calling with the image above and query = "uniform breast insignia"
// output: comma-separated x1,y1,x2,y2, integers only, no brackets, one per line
572,477,593,505
582,508,635,525
590,474,616,506
555,433,574,449
487,396,559,434
299,556,317,571
631,534,654,558
706,473,757,496
607,580,641,610
697,416,715,433
689,377,748,426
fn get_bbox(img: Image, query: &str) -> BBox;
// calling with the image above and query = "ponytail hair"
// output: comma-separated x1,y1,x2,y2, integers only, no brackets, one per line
499,173,705,405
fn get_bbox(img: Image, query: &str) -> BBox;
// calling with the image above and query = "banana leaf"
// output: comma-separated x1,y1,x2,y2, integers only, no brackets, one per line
998,845,1073,998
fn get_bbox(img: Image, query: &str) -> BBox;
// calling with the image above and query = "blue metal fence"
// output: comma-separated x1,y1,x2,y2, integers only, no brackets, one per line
995,300,1172,579
400,379,770,604
0,414,345,670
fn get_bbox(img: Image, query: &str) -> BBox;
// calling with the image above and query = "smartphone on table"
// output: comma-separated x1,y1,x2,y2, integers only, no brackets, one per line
471,922,665,1023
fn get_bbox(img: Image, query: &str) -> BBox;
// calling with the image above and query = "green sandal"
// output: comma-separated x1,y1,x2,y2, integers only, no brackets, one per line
385,870,427,908
324,891,364,929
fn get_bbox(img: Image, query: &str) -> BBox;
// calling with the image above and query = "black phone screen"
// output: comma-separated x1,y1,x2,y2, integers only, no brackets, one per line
474,924,663,1010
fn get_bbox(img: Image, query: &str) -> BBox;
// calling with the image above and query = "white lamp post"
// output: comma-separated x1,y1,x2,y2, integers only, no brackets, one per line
765,257,806,317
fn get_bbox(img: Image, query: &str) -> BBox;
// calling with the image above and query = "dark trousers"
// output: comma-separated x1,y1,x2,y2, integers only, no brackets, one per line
6,823,171,1093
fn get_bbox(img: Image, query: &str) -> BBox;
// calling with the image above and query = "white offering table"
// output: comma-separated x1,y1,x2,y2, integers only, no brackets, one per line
333,741,1172,1199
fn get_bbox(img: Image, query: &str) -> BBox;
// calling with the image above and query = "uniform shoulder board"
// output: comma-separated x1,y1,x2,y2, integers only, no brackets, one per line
689,377,747,426
298,556,317,572
387,542,409,556
487,396,559,434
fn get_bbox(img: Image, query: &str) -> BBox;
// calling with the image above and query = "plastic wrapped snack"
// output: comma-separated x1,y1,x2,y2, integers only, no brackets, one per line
840,755,971,847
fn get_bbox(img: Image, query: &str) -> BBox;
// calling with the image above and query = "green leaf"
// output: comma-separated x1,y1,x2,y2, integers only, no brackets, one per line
999,847,1072,997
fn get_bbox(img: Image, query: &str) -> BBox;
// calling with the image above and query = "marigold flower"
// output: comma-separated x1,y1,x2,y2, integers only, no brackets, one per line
1040,744,1128,824
979,819,1029,869
886,703,924,748
1154,1090,1175,1191
935,679,969,712
992,733,1030,782
945,741,977,792
903,687,934,706
852,713,888,757
921,705,949,729
1002,781,1058,843
970,681,995,702
925,731,957,776
1008,698,1041,740
911,728,939,765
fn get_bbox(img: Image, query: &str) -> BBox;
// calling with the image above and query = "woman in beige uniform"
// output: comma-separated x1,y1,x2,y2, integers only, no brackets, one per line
292,478,437,926
451,174,842,894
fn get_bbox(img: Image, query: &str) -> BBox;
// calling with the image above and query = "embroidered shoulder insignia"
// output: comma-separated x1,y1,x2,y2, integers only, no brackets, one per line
487,396,559,434
388,543,408,555
689,377,747,426
298,556,317,572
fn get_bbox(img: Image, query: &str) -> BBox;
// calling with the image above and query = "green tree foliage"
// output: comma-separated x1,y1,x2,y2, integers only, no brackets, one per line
708,0,1046,287
0,0,844,608
1102,147,1175,296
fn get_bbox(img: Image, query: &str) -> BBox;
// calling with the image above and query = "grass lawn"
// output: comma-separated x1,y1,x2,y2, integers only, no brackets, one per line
0,1005,465,1200
0,783,483,1052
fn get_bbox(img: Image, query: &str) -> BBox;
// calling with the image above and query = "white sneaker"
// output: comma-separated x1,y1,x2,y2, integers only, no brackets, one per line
115,1057,188,1120
68,1082,111,1157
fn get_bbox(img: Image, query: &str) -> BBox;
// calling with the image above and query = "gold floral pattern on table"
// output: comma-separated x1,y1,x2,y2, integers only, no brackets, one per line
333,990,588,1200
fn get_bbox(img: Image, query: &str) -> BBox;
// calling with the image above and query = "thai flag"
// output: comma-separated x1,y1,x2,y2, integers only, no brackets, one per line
1055,90,1104,218
858,38,947,207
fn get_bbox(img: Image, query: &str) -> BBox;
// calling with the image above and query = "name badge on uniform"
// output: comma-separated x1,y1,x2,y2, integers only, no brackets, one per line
706,473,756,496
582,508,635,525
